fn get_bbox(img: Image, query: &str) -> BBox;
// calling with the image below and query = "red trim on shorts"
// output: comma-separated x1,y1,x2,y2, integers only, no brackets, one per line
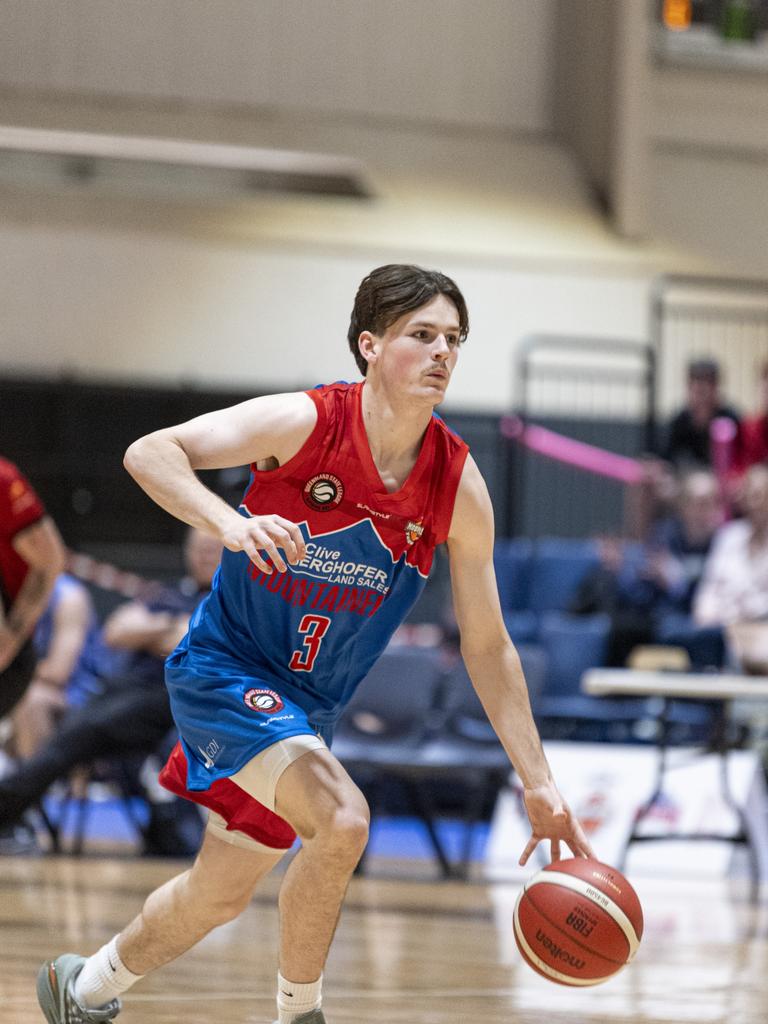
159,741,297,850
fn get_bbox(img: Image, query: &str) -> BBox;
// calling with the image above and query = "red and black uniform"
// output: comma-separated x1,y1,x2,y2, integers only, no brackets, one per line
0,457,46,716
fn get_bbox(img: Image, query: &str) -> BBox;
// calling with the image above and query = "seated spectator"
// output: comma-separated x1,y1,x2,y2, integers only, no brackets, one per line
570,472,725,669
0,527,221,854
10,573,103,759
694,464,768,672
641,470,726,668
568,536,654,667
658,358,741,471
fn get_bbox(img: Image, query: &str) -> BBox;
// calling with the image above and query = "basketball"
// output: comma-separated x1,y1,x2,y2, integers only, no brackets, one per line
514,858,643,986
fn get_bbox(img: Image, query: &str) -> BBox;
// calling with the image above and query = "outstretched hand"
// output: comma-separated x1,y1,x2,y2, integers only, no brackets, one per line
220,514,306,575
519,782,594,866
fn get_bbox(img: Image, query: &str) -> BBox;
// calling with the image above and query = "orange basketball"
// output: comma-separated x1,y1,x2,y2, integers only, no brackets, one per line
513,857,643,986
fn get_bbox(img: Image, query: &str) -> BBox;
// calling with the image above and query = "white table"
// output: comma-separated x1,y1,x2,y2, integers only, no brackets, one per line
582,668,768,896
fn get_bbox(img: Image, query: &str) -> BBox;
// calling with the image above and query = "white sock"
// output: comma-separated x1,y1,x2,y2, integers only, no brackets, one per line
74,936,143,1009
276,971,322,1023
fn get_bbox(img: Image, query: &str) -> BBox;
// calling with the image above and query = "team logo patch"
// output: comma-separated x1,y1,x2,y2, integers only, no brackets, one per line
244,688,285,714
405,520,424,545
303,473,344,512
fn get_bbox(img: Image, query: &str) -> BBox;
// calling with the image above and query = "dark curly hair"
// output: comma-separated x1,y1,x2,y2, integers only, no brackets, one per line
347,264,469,376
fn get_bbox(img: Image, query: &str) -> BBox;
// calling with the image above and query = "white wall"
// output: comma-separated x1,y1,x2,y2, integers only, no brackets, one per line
646,63,768,276
0,216,653,412
0,0,555,133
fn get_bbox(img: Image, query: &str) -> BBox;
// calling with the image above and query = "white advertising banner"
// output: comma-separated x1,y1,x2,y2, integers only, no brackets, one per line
484,741,768,881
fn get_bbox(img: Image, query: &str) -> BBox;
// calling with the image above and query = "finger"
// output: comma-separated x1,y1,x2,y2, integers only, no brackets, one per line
261,538,288,574
565,833,593,859
550,838,561,862
518,834,539,866
243,540,273,575
569,820,595,859
264,525,299,565
274,517,307,559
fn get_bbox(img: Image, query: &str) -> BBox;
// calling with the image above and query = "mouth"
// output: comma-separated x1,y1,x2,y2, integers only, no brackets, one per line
424,369,448,382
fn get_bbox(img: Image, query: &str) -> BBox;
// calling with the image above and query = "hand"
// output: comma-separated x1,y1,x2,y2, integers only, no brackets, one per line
519,782,594,866
220,514,306,575
0,624,20,673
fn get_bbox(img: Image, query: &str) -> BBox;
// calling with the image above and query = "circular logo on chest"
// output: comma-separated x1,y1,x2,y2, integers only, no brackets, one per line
303,473,344,512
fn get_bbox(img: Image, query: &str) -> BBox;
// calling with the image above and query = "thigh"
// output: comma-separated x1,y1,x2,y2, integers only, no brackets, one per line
273,746,369,839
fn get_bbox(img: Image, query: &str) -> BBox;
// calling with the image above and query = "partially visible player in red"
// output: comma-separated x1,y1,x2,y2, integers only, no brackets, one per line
0,457,66,720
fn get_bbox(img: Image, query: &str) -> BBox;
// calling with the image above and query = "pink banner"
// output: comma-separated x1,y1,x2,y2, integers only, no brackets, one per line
500,416,645,485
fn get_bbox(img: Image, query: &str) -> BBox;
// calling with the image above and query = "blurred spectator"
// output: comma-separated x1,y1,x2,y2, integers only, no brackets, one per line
568,536,653,667
10,574,103,759
729,360,768,485
0,457,66,721
659,358,741,471
0,527,221,855
642,470,723,616
641,470,726,668
571,471,725,668
694,464,768,672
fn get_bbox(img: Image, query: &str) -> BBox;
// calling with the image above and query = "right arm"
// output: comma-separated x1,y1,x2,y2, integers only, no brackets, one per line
124,391,316,574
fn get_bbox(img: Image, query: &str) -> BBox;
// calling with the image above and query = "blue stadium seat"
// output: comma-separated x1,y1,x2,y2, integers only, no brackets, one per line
493,538,532,611
502,609,539,645
528,538,599,614
536,611,649,740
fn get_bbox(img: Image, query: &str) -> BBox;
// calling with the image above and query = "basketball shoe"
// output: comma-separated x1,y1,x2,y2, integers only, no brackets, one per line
36,954,121,1023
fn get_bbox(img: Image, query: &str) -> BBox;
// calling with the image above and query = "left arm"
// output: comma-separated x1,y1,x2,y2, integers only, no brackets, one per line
447,455,593,865
0,517,67,672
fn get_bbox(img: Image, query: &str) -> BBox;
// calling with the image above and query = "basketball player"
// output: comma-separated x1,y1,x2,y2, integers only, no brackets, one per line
37,265,593,1024
0,457,66,721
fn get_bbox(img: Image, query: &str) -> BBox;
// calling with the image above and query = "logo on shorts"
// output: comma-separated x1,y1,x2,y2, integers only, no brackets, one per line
244,687,285,714
303,473,344,512
197,738,221,769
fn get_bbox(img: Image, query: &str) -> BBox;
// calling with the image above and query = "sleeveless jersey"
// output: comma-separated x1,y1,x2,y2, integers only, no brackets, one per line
166,381,468,783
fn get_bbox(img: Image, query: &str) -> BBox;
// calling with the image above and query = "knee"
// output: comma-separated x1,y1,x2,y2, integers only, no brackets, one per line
318,802,370,861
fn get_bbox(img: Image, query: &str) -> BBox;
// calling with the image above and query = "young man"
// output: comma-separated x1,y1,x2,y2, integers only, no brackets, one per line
37,264,592,1024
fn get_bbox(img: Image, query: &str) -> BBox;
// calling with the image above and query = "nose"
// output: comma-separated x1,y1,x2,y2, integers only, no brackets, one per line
432,334,451,360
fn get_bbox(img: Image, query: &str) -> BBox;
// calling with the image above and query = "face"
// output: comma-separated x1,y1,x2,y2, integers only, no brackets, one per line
687,376,718,414
184,529,223,587
678,474,721,537
360,294,462,406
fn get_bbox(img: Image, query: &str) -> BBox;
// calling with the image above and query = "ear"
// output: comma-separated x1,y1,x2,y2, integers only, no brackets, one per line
358,330,380,369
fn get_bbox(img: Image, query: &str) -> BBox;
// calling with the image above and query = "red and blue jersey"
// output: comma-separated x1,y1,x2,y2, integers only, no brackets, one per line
0,457,46,615
166,382,468,786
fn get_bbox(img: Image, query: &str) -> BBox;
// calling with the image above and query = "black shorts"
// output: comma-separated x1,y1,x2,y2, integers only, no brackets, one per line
0,641,36,719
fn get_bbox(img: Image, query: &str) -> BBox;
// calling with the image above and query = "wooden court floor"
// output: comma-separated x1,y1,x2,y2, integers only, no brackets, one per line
3,853,768,1024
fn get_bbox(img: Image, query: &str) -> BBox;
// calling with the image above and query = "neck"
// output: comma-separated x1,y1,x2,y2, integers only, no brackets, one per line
360,377,434,473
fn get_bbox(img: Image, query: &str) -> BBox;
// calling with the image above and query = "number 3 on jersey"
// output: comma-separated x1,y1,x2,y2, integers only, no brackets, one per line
289,614,331,672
